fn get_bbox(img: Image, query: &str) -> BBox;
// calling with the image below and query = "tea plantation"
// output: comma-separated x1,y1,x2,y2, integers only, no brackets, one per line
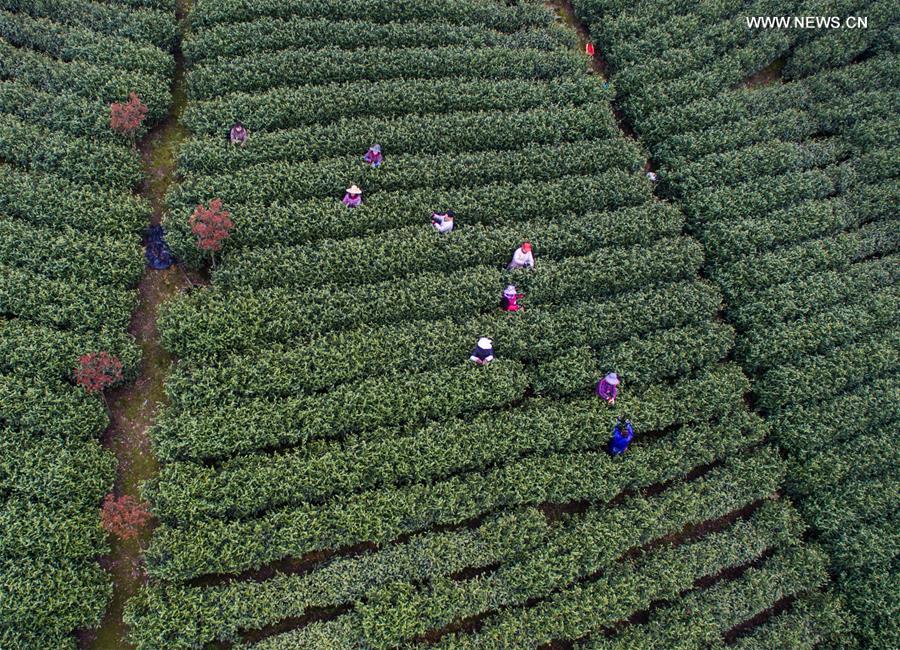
0,0,895,648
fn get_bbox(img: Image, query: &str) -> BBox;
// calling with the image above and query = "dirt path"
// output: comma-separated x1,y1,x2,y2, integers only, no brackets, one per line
551,0,640,141
82,3,191,648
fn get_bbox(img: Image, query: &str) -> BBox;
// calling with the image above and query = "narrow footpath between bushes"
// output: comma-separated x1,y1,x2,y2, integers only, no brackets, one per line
552,0,639,139
84,3,192,648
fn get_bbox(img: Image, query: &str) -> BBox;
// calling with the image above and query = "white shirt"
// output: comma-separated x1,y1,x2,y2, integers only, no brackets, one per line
433,218,453,233
511,248,535,267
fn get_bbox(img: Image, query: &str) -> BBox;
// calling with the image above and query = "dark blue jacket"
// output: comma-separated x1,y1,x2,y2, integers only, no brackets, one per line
471,345,494,361
145,224,174,269
610,421,634,455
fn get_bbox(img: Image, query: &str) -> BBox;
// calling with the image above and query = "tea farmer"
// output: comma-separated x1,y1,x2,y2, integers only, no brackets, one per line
431,210,455,234
470,336,494,365
342,184,363,208
646,171,658,183
610,417,634,456
596,372,620,405
501,285,523,312
507,242,535,270
363,144,383,167
145,224,173,270
229,121,248,146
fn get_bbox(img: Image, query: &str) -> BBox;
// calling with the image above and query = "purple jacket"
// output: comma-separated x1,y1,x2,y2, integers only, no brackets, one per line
364,150,383,167
596,378,617,401
229,126,247,144
342,193,362,208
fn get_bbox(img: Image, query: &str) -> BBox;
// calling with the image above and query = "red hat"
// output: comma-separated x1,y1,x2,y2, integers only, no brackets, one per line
585,42,595,57
521,242,532,253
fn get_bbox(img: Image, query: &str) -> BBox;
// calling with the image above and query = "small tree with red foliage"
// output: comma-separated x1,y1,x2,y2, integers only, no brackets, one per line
110,92,148,145
100,494,152,542
75,352,123,405
189,198,234,269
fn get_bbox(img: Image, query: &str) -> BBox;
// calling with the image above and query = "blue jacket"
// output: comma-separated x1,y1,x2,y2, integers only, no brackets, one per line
610,421,634,455
470,345,494,361
145,224,174,270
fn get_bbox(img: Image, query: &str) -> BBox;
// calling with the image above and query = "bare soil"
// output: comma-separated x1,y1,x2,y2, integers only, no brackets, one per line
744,58,786,88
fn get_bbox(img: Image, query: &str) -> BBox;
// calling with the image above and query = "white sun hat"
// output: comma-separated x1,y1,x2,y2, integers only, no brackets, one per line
477,337,493,350
605,372,620,385
347,184,362,194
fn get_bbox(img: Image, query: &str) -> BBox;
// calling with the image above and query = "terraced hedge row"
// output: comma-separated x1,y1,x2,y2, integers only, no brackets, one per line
174,103,619,174
363,509,816,649
0,38,171,124
0,217,143,287
173,139,644,207
184,17,573,64
188,0,554,32
188,46,585,99
637,55,898,142
0,113,143,189
0,0,177,49
155,322,733,464
0,0,176,645
181,77,610,134
573,0,898,645
0,165,148,236
0,81,127,141
0,8,173,76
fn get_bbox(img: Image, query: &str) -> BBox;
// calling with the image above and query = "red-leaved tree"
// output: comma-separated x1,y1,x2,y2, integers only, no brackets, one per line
110,92,148,144
101,494,152,541
189,198,234,269
74,352,123,401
